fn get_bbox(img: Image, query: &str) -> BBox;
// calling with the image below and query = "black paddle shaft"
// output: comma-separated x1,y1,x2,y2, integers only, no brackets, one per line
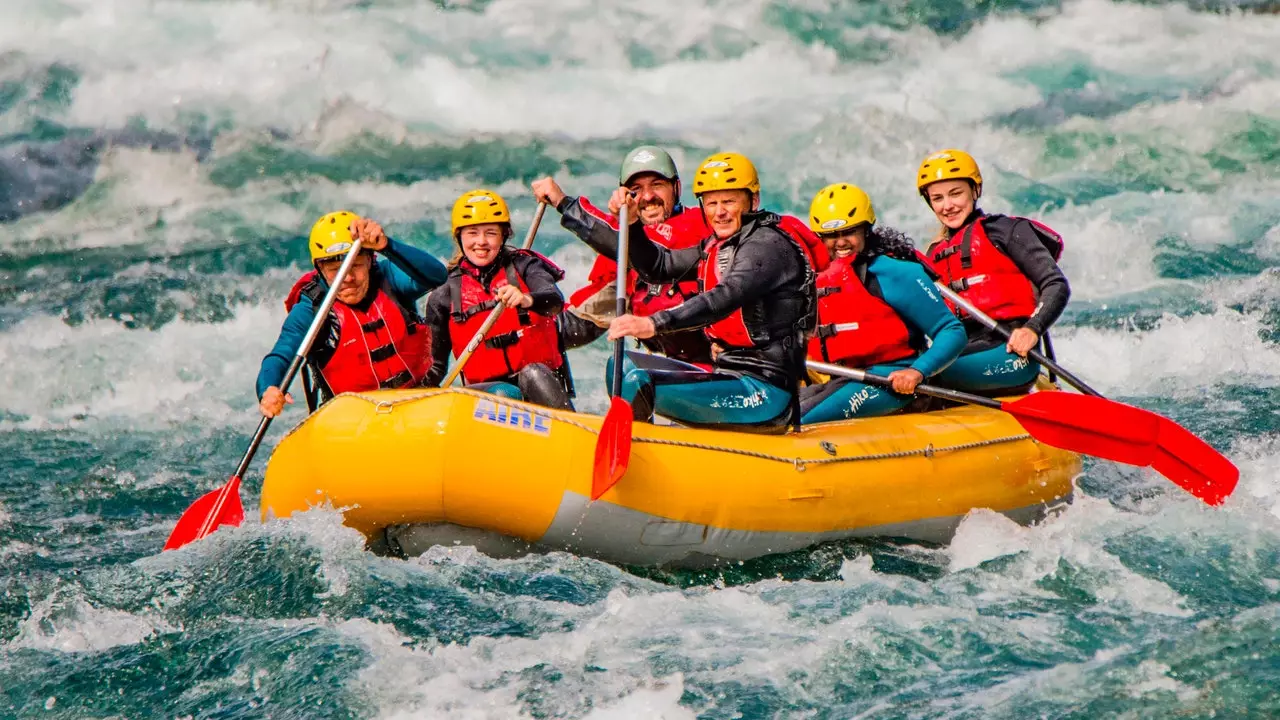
807,361,1007,411
610,204,631,396
857,369,1004,410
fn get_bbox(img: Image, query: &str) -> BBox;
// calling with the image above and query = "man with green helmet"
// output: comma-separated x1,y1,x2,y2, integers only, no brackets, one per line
530,145,713,366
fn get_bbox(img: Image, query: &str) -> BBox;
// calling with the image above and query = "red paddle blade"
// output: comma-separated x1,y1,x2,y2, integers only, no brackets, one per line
1152,418,1239,505
163,476,245,551
591,397,633,501
1001,391,1160,467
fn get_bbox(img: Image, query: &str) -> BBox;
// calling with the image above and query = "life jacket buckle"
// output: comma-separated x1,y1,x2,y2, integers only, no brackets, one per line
485,330,521,350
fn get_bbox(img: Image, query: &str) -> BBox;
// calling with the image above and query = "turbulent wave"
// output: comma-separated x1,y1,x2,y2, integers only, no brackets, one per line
1,0,1278,717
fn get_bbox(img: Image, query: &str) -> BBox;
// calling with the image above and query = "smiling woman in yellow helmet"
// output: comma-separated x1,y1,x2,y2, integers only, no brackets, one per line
574,151,829,431
799,183,967,423
916,149,1071,393
419,189,575,411
256,211,448,417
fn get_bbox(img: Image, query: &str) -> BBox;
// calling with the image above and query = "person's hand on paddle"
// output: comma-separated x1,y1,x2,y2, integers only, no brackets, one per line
259,386,293,418
1006,327,1039,358
494,284,533,309
531,177,567,209
608,313,655,340
608,187,639,219
348,218,388,252
887,368,925,394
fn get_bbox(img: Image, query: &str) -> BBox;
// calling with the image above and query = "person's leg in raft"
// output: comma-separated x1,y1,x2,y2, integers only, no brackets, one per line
605,351,792,431
558,310,606,351
799,362,914,424
934,345,1040,394
514,362,575,411
467,381,523,400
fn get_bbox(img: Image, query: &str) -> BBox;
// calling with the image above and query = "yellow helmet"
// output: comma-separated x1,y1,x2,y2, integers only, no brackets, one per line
916,149,983,196
692,152,760,197
451,189,511,236
809,183,876,234
309,210,361,262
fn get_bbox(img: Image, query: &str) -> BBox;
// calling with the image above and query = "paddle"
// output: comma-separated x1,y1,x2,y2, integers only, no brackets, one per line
164,238,367,550
932,282,1237,502
932,281,1100,397
805,360,1236,505
591,203,632,501
439,202,548,388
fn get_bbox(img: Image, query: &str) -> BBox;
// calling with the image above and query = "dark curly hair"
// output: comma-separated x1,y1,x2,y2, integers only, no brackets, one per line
861,225,921,264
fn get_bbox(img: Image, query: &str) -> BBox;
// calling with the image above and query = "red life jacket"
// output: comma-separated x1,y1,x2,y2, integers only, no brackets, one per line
806,255,915,367
284,270,430,394
927,214,1064,321
701,214,823,348
567,200,708,316
447,250,565,384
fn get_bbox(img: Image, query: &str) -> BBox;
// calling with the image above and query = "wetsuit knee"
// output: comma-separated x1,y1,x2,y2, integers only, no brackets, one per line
799,364,915,424
516,362,574,410
468,381,523,401
936,346,1040,393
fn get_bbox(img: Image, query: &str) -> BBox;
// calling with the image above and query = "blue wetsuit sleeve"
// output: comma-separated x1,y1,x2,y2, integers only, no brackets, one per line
873,258,967,378
378,238,448,304
256,297,318,399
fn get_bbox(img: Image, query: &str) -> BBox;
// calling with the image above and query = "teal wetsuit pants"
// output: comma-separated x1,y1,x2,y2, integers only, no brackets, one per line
605,352,793,431
935,344,1040,393
799,360,915,424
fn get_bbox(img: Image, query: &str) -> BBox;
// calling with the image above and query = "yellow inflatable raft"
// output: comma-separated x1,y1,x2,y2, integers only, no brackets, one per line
260,385,1080,568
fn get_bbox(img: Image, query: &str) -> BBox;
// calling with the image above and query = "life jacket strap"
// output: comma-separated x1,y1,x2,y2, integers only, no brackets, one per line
379,370,413,389
369,344,397,363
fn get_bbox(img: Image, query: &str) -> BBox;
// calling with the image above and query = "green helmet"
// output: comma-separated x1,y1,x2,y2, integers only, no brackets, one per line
618,145,678,185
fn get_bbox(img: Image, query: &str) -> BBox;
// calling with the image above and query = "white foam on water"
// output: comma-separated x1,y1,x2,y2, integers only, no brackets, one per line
1051,307,1280,397
10,594,176,653
1230,434,1280,523
0,306,274,430
946,500,1192,619
0,0,1271,144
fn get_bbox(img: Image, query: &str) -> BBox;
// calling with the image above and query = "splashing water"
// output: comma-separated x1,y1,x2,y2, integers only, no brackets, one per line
1,0,1279,717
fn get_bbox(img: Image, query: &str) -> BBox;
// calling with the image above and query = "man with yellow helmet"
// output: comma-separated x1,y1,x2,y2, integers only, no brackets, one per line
530,145,713,366
256,211,448,417
419,190,574,410
799,183,966,423
916,149,1071,393
576,151,827,430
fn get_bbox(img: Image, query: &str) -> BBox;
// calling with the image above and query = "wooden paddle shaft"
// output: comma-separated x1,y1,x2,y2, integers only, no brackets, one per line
932,282,1101,397
805,360,1004,410
440,202,548,388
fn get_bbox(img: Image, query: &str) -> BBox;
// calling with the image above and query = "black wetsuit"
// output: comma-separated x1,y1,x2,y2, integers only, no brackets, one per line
579,210,815,430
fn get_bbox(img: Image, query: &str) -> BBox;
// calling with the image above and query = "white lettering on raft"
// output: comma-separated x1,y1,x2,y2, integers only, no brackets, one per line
472,399,552,436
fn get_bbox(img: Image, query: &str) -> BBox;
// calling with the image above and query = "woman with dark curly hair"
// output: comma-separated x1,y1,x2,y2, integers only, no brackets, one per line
800,184,967,423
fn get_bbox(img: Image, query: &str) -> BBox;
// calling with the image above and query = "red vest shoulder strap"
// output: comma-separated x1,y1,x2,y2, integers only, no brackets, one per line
510,248,566,281
776,214,830,272
285,270,320,311
984,214,1064,261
